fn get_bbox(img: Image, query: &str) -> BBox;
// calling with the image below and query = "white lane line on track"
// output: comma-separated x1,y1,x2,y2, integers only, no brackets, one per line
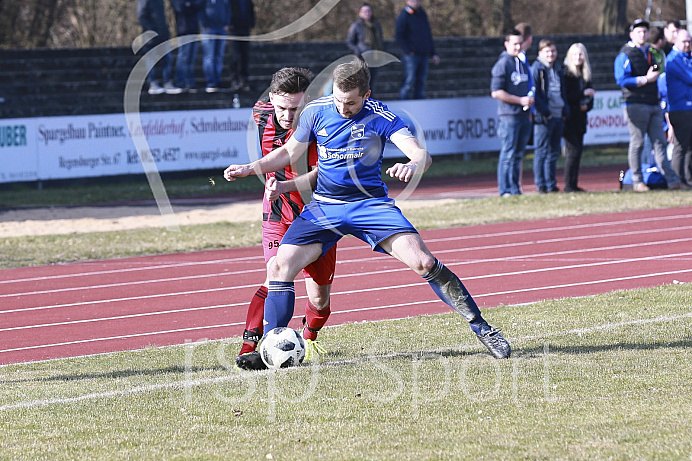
0,301,248,332
422,212,692,245
0,322,244,354
0,267,267,299
2,311,691,411
0,254,265,285
2,210,691,286
342,234,692,266
4,223,692,299
4,239,692,316
3,265,691,349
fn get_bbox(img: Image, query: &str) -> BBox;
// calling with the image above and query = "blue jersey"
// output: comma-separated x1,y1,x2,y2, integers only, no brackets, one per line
294,95,408,202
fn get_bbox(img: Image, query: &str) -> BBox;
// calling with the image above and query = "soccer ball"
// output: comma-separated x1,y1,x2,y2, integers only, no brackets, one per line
260,327,306,369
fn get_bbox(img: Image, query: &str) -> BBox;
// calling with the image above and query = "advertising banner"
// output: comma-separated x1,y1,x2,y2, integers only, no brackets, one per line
34,109,254,180
385,90,629,158
0,118,38,183
583,91,630,145
0,92,630,184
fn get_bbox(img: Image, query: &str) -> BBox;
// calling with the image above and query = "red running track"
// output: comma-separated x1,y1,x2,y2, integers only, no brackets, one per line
2,205,691,366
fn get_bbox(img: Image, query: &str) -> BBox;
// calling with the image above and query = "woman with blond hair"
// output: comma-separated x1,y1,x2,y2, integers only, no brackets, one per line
562,43,596,192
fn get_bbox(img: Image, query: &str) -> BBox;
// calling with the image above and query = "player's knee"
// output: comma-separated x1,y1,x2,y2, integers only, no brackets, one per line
409,254,436,275
310,292,330,310
268,256,295,281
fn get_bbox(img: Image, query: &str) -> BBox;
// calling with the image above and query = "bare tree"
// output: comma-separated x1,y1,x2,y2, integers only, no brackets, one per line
1,0,687,49
600,0,628,34
501,0,513,33
0,0,62,48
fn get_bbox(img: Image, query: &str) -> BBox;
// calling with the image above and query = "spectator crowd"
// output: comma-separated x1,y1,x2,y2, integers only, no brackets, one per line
137,0,255,95
138,0,691,194
490,16,691,195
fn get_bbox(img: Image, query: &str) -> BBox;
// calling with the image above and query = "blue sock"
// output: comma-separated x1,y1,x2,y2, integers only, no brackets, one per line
264,281,295,333
423,259,488,335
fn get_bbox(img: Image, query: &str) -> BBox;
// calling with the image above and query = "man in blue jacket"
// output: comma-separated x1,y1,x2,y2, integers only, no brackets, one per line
137,0,182,94
171,0,204,92
395,0,440,100
666,29,692,186
614,19,685,191
200,0,231,93
229,0,255,91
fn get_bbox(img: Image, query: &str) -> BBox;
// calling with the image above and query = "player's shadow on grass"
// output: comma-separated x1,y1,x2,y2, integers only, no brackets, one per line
517,338,692,358
319,346,490,366
0,364,229,384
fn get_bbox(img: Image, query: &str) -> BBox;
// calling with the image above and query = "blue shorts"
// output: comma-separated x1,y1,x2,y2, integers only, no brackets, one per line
281,197,418,257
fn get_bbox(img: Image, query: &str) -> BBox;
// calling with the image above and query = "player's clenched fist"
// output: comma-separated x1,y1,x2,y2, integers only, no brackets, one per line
264,176,285,202
386,162,417,183
224,164,252,181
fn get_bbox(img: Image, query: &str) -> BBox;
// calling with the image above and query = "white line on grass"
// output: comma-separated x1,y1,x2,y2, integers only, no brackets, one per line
1,312,690,412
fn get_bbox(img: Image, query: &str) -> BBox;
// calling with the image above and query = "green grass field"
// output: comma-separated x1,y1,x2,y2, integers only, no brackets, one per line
1,285,690,460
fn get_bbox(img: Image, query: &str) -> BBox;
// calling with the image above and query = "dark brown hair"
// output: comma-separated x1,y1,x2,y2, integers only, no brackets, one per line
269,67,314,95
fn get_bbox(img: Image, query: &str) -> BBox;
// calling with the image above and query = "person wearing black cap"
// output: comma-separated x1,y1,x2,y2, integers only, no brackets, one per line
614,19,687,191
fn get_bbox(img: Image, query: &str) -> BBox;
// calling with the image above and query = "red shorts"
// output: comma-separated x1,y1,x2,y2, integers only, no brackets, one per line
262,220,336,286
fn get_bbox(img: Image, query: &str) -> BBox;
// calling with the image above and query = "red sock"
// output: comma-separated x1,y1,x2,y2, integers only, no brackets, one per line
239,341,257,355
302,301,330,341
239,286,267,355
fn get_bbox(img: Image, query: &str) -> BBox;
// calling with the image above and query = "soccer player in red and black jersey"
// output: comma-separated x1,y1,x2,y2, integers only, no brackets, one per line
235,67,337,370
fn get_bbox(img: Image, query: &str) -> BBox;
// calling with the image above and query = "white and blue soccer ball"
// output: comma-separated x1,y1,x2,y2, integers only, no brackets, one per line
260,327,306,369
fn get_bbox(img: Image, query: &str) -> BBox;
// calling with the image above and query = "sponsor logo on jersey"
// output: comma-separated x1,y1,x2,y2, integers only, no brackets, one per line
318,144,364,160
350,124,365,139
317,128,329,136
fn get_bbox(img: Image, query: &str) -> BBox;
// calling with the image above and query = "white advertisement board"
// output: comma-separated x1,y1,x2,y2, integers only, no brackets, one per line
0,118,39,183
385,90,629,158
34,109,254,180
0,91,630,184
583,91,630,145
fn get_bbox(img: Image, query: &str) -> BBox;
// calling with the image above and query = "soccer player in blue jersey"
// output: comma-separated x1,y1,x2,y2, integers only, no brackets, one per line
224,58,511,361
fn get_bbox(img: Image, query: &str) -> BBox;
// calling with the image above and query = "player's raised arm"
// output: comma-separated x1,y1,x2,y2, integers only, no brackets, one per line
385,133,432,183
224,136,309,181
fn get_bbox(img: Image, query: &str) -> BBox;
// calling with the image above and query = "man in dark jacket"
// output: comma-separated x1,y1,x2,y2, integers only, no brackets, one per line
200,0,231,92
229,0,255,91
171,0,204,91
346,3,384,96
395,0,439,100
491,29,534,196
531,39,569,193
137,0,182,94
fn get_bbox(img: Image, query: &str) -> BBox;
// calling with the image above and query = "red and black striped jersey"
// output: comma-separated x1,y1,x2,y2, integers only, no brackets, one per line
253,100,318,223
